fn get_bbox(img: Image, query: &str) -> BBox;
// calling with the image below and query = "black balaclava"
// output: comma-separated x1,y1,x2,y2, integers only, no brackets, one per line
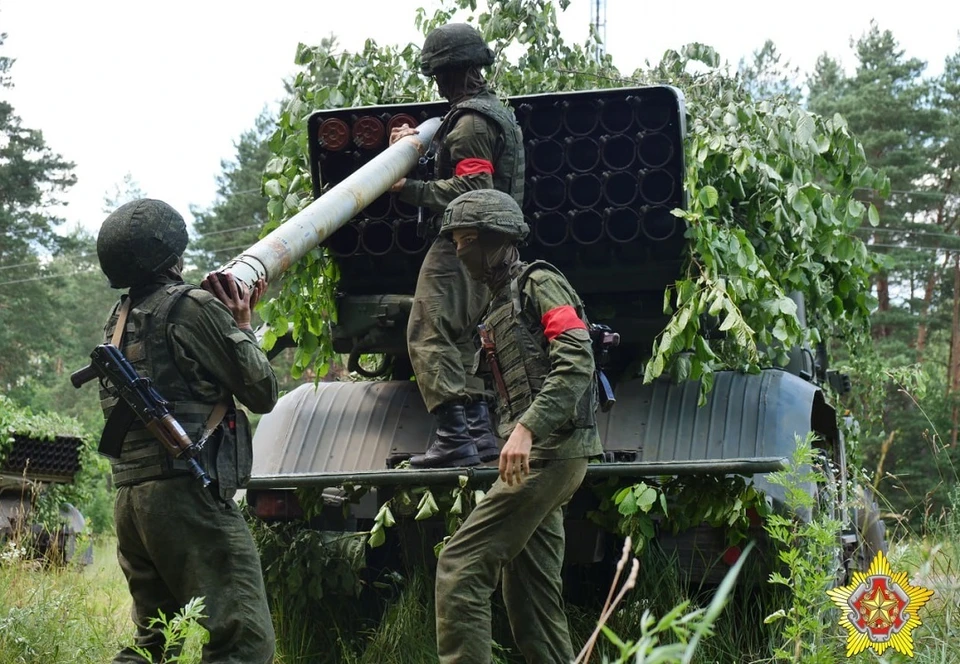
435,65,488,105
129,255,185,299
456,232,519,291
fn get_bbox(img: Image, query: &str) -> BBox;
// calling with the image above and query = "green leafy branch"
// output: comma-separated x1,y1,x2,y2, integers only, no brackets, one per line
367,475,486,553
634,47,886,391
592,474,768,554
260,0,622,380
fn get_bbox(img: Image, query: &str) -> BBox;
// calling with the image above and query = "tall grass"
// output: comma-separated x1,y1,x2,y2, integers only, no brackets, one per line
878,489,960,664
0,537,129,663
0,500,955,663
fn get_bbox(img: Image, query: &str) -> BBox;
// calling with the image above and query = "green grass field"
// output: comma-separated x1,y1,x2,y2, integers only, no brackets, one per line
0,530,956,664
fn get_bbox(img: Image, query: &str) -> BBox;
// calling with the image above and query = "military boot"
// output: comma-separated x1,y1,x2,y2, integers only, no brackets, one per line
409,403,481,468
464,401,500,462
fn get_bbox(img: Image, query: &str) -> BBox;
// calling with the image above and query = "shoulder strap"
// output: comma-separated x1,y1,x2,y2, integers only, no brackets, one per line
152,283,231,446
110,297,131,346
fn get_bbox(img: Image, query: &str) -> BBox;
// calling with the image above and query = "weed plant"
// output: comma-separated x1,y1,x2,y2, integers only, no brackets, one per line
875,486,960,664
0,537,128,663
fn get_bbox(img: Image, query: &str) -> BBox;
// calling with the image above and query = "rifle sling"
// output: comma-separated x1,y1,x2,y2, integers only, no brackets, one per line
110,296,131,346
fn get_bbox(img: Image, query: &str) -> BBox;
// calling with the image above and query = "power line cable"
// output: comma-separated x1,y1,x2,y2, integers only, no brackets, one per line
854,227,960,242
0,222,264,272
0,241,263,288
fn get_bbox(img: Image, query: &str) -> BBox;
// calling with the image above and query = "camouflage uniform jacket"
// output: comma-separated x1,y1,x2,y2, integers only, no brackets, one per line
484,264,603,460
398,90,522,213
101,281,277,489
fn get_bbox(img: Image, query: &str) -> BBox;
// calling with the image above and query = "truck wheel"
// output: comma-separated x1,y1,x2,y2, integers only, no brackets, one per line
853,485,887,572
815,454,846,587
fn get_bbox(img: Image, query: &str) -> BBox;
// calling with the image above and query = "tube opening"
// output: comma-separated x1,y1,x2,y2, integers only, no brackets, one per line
562,100,600,136
396,219,428,254
392,195,418,219
570,209,604,245
567,173,603,209
527,104,563,139
639,169,675,205
533,212,569,247
360,220,396,256
603,171,639,207
530,139,564,175
565,136,601,173
327,223,361,257
635,102,671,132
532,175,566,211
363,193,392,220
600,134,636,170
637,132,674,169
600,97,635,133
641,206,679,242
605,207,641,244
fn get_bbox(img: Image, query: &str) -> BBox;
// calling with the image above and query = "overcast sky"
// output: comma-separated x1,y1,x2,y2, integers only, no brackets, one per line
2,0,958,243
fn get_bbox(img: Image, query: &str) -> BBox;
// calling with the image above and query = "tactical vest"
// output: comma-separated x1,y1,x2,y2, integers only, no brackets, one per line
481,261,597,439
100,284,250,496
434,92,525,207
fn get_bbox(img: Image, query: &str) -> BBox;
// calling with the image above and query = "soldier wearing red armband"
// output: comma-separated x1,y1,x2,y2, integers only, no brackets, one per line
432,190,602,664
388,23,525,468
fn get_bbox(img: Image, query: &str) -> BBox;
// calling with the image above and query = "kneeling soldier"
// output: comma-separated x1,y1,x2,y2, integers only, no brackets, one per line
433,190,602,663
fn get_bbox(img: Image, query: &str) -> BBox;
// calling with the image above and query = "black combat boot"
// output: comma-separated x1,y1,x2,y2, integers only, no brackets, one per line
409,403,481,468
464,401,500,462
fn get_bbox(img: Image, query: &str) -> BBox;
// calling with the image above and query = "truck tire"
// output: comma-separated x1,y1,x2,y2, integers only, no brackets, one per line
853,485,887,572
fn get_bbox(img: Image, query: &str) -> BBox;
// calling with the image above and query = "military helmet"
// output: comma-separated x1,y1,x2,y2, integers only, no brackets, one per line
420,23,495,77
97,198,188,289
440,190,529,241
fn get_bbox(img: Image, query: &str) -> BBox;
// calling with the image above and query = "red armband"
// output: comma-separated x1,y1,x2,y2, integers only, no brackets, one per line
455,158,495,177
541,305,587,341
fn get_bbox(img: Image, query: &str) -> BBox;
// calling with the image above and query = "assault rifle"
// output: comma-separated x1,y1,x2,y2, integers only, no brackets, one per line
478,321,620,414
589,323,620,412
70,344,211,486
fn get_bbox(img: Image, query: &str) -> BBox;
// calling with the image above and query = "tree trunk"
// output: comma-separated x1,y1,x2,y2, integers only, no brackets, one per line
916,252,951,362
949,255,960,447
875,273,891,338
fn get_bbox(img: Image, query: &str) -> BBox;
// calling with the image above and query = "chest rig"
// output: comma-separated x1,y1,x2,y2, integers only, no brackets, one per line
432,92,526,206
481,261,598,439
99,284,242,491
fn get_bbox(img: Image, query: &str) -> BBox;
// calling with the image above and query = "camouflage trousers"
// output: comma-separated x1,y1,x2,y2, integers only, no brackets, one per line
407,237,490,413
435,457,588,663
112,475,274,664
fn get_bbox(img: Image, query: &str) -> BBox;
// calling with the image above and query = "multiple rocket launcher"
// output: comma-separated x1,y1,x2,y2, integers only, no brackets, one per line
310,86,687,297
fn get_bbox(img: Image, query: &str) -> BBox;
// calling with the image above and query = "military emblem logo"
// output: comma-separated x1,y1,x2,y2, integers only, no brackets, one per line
827,549,934,657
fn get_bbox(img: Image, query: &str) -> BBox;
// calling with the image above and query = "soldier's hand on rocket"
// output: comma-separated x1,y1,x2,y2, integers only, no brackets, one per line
389,124,422,193
499,423,533,486
389,123,420,147
202,271,266,331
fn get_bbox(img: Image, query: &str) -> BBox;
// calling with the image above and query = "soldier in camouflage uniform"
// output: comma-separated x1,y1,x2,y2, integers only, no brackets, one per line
433,190,603,664
95,199,276,664
389,23,526,468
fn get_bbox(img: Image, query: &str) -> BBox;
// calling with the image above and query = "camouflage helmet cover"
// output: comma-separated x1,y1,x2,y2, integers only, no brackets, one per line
440,190,529,241
420,23,495,76
96,198,188,289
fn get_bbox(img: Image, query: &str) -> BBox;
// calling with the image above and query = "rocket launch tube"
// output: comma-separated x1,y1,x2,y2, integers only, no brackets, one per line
217,117,441,290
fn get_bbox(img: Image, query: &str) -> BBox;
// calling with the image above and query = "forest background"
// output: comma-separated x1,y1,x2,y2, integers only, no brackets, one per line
1,2,958,536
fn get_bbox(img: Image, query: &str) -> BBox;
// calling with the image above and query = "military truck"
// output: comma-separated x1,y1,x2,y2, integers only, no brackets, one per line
223,85,884,586
0,427,89,565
